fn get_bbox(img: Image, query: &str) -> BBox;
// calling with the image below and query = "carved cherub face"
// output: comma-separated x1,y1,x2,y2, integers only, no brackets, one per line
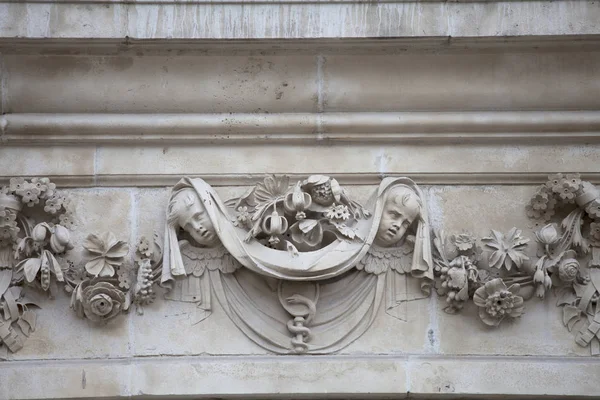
375,186,421,247
170,190,218,247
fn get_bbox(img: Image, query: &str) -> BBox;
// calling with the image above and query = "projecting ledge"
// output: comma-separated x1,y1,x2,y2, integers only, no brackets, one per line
3,111,600,145
2,355,600,399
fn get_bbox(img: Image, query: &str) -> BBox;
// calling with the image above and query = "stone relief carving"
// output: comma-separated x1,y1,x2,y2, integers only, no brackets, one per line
161,175,432,353
2,173,600,356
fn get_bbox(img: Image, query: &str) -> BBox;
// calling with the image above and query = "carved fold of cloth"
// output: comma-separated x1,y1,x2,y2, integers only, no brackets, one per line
165,241,428,354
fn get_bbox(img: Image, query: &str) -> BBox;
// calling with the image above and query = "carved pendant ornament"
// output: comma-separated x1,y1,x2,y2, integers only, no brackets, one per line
1,173,600,355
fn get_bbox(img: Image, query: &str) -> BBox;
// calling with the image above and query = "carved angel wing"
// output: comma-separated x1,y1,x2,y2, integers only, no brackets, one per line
358,245,412,275
180,241,240,275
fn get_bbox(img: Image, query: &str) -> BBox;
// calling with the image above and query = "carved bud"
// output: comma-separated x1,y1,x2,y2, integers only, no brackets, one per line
53,225,71,246
533,268,545,284
284,184,312,220
535,224,559,246
262,208,289,245
31,223,51,242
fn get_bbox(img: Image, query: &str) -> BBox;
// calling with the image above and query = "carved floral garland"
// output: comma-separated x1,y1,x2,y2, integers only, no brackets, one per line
2,173,600,355
0,178,162,355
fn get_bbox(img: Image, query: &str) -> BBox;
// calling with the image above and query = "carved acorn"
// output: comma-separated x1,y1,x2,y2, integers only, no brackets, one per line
284,184,312,220
261,207,288,246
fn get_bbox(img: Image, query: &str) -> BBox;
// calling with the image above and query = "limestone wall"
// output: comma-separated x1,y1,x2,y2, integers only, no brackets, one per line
1,1,600,399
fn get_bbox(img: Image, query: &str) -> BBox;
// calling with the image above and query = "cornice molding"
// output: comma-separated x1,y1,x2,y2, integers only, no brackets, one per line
2,173,600,187
3,111,600,145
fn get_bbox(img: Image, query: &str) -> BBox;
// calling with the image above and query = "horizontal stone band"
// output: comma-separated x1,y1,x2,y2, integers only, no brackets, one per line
3,111,600,145
1,173,599,187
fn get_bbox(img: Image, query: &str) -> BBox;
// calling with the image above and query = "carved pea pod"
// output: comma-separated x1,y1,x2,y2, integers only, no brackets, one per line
284,185,312,220
262,208,288,245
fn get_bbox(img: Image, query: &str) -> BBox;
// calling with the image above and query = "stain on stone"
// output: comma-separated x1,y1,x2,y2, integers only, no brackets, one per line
106,56,134,72
81,369,86,389
428,328,435,347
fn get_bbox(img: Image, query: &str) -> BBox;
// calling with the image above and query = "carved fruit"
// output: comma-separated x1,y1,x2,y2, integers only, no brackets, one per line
53,224,71,246
31,223,50,242
50,234,66,254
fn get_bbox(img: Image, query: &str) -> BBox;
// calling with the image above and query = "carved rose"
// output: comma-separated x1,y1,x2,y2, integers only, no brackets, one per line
72,280,126,323
473,278,524,327
558,257,579,283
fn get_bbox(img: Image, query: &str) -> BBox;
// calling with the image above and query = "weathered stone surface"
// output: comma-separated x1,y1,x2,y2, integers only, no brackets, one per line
1,55,317,113
1,1,599,40
2,1,600,398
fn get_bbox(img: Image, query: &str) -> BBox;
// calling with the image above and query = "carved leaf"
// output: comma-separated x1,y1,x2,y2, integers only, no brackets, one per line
488,250,506,270
18,258,42,283
298,219,319,233
332,222,358,240
45,250,64,282
556,286,577,307
254,175,290,204
562,305,582,331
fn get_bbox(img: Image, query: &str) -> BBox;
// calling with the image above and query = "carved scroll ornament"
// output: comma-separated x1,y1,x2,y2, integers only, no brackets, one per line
1,173,600,356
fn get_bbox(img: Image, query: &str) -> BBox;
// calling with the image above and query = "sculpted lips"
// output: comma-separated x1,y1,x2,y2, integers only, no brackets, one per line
386,226,399,237
196,225,213,239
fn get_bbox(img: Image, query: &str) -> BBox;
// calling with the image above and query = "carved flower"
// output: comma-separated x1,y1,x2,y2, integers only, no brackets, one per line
0,209,17,225
117,267,132,290
30,177,56,198
585,200,600,220
558,256,579,283
0,210,19,240
44,194,65,214
234,206,251,228
557,181,577,202
481,228,530,271
83,232,129,277
526,204,543,220
531,190,550,211
9,177,26,193
325,204,350,221
453,233,476,252
73,280,126,323
58,212,77,230
546,173,566,194
137,237,152,258
473,278,524,327
565,173,582,191
16,182,40,207
535,223,559,246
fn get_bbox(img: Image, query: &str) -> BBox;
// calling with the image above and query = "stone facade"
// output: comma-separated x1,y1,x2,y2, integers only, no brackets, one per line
1,1,600,399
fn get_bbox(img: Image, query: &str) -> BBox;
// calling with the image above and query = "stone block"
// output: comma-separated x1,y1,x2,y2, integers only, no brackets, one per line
2,54,317,113
323,51,600,112
0,146,95,177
